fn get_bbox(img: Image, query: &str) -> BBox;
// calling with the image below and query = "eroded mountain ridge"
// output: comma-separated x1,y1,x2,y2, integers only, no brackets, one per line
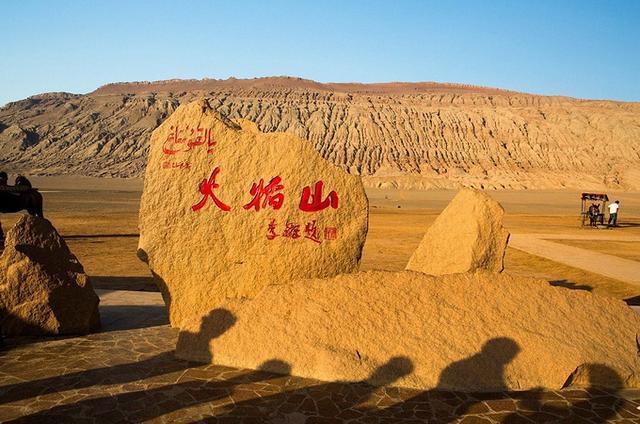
1,77,639,190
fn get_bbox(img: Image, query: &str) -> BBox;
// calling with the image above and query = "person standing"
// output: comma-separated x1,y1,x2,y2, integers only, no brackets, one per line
607,200,620,228
588,203,600,227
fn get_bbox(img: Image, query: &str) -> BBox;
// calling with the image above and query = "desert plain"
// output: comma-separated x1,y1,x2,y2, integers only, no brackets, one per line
2,175,639,301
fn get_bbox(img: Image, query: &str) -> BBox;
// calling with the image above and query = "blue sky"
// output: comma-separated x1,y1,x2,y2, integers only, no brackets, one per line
1,0,639,106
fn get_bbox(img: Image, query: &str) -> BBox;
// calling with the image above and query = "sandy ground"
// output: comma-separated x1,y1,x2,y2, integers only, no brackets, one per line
1,178,639,300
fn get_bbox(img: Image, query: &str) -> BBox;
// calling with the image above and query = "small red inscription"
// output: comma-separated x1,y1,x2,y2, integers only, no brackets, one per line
162,161,191,170
163,126,216,156
283,222,301,239
265,220,337,243
266,219,278,240
191,166,231,212
304,220,321,243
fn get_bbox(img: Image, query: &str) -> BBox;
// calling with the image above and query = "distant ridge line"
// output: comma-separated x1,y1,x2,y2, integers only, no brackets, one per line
91,76,525,97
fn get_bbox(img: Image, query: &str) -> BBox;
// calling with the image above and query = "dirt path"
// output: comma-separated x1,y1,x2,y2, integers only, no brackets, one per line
514,233,640,242
509,233,640,285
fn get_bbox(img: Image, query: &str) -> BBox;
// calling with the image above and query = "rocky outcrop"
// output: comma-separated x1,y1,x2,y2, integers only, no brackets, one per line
1,77,640,190
0,215,100,335
0,124,39,157
138,100,368,328
175,270,640,391
406,188,509,275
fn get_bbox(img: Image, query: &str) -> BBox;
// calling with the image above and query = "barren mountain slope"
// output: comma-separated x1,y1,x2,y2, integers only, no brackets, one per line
1,77,639,190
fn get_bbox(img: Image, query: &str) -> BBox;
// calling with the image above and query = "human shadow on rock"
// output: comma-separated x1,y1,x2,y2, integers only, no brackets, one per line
176,307,239,362
374,340,628,423
208,356,415,421
0,308,235,406
353,337,521,422
205,337,630,423
160,339,514,421
437,337,520,391
501,363,626,423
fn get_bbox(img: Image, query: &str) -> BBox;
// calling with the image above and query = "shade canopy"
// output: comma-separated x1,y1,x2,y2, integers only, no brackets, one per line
581,193,609,201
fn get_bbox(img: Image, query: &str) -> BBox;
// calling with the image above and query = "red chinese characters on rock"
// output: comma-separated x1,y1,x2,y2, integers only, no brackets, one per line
163,126,216,156
299,181,339,212
190,167,341,219
243,177,285,211
191,167,231,212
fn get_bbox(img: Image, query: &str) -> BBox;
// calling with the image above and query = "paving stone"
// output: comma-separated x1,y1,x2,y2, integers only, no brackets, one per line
458,417,493,424
467,401,494,415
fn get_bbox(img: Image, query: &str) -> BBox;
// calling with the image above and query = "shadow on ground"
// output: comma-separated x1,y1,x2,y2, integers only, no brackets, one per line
90,275,158,292
99,305,169,332
549,279,593,292
615,222,640,229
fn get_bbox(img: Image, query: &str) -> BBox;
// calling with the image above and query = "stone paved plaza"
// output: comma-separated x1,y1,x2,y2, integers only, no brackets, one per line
1,291,640,423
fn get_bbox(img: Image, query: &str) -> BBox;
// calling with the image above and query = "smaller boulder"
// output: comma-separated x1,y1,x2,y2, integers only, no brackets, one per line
0,215,100,335
406,188,509,275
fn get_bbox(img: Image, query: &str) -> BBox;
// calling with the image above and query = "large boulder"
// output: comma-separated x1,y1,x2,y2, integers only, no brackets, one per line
138,99,368,327
0,215,100,335
406,188,509,275
175,270,640,391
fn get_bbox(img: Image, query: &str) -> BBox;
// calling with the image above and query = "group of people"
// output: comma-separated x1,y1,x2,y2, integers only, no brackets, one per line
1,171,32,190
588,200,620,228
0,171,35,247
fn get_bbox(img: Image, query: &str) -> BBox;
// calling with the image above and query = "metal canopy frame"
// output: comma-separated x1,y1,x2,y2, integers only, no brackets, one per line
581,193,609,226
